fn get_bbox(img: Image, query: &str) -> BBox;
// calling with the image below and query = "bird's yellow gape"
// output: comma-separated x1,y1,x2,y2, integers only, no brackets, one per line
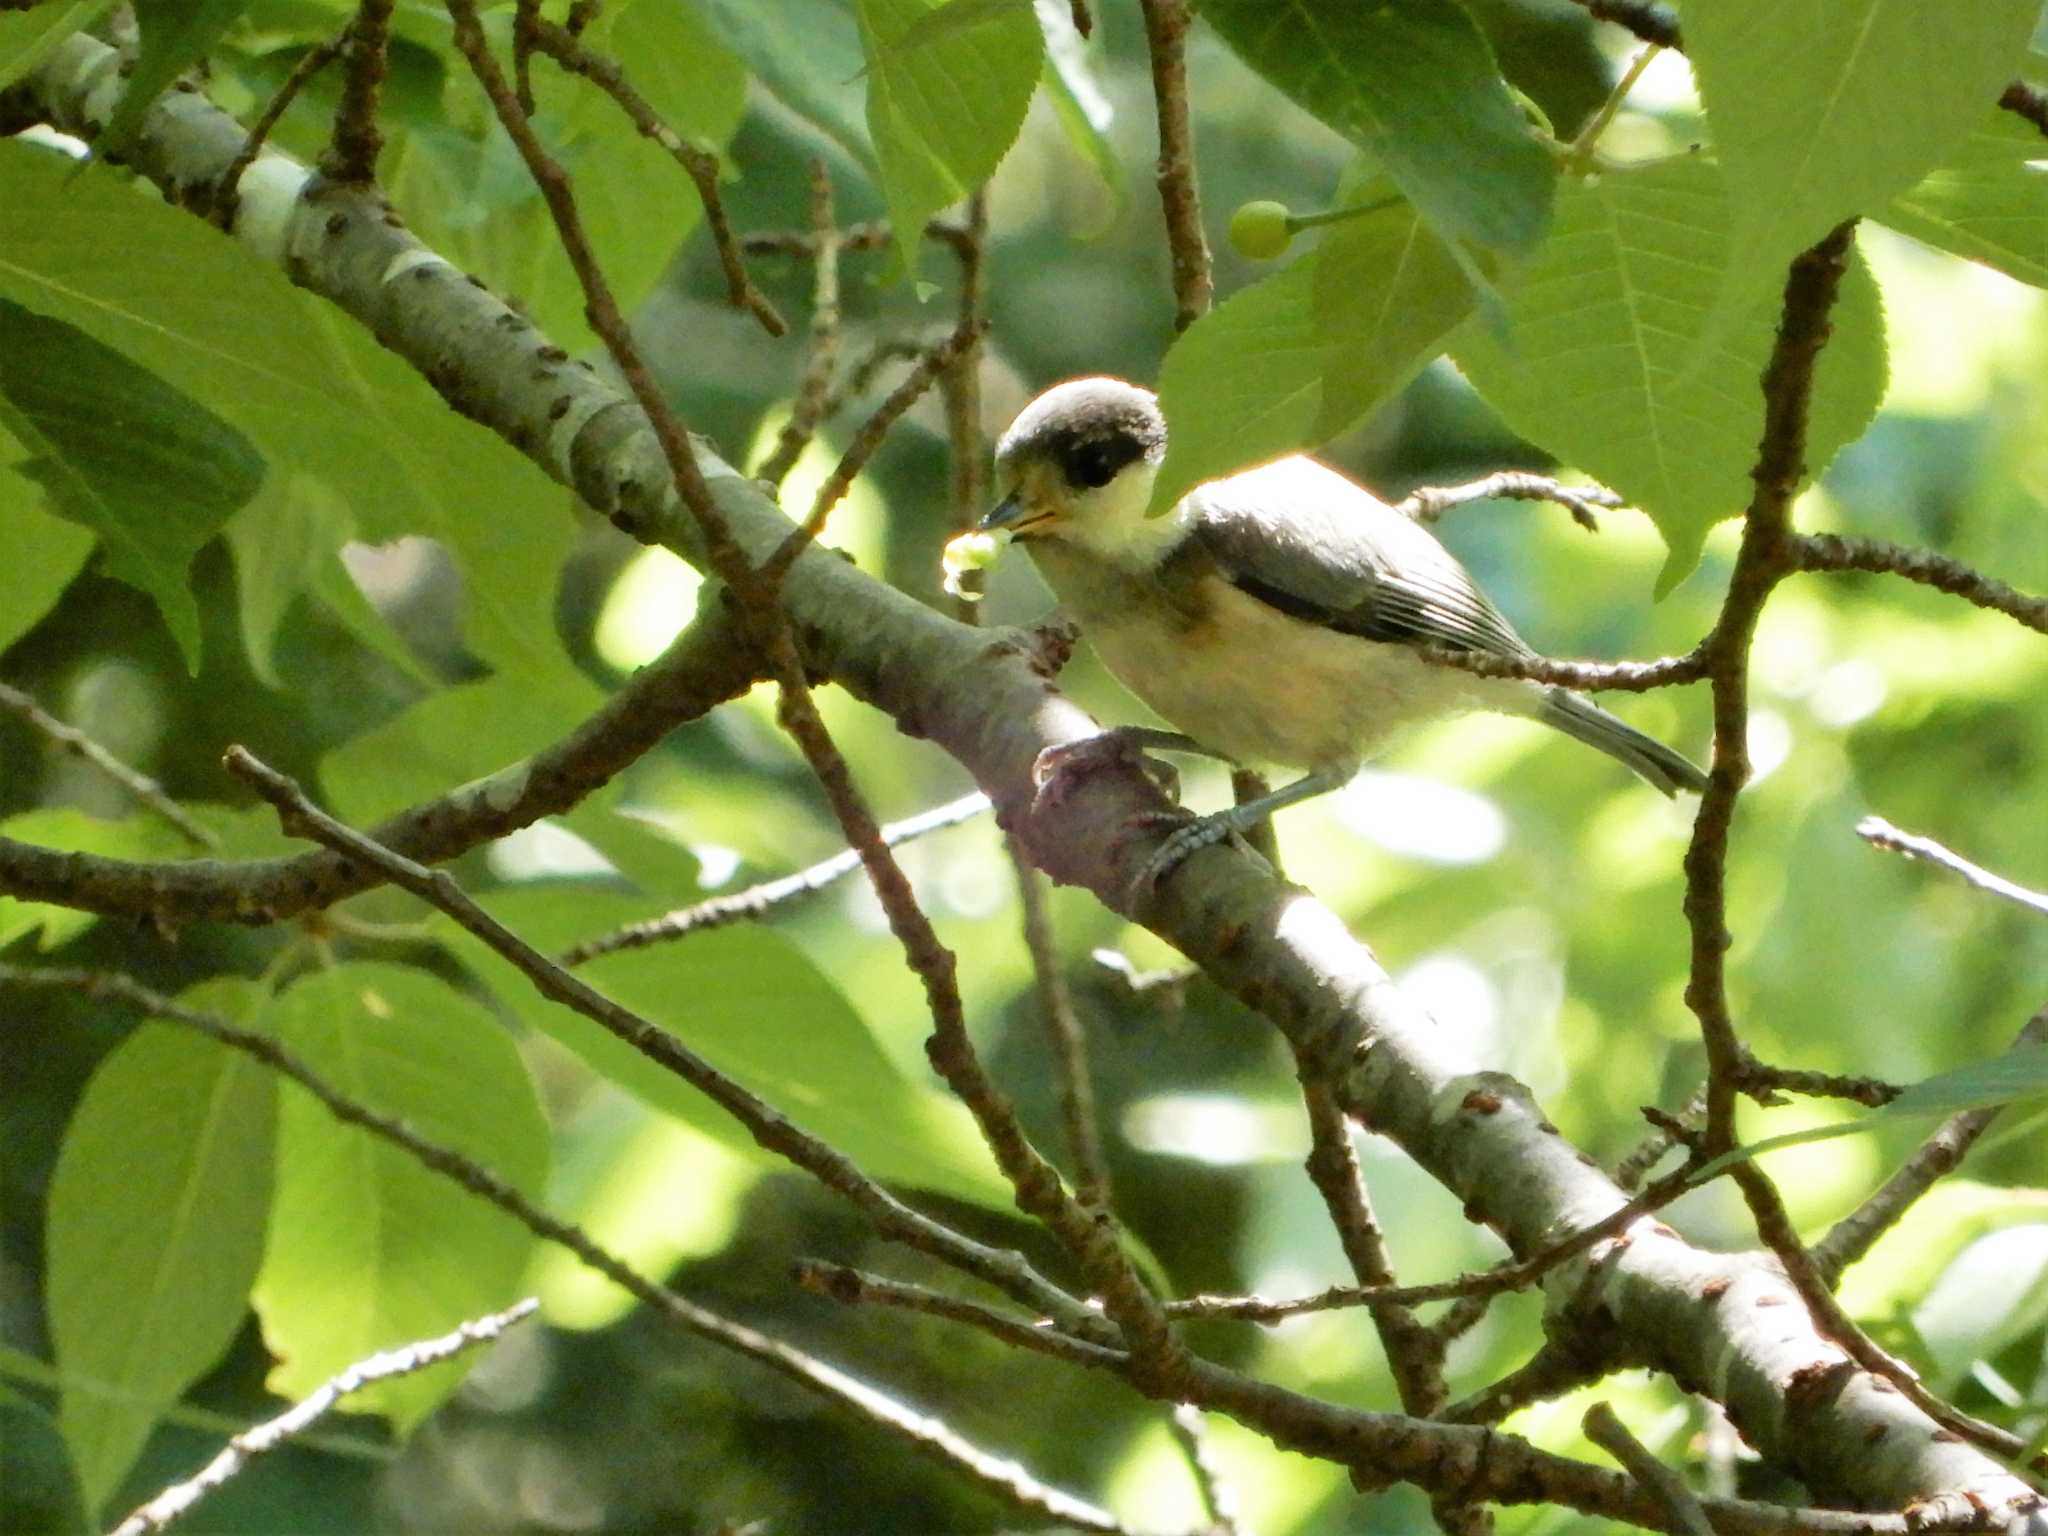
977,376,1705,894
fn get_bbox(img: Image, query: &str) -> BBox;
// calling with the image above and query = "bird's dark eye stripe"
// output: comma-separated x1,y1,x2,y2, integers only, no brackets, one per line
1061,435,1140,489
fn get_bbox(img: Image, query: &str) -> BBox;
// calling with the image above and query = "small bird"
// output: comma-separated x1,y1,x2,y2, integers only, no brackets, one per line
980,376,1706,891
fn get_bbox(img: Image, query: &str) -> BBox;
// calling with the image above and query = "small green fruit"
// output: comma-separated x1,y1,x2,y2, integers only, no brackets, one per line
1228,200,1293,260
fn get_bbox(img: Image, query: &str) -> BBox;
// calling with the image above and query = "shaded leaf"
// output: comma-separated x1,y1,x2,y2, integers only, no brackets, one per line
49,985,276,1510
0,493,95,655
0,0,116,93
104,0,257,151
0,298,264,671
696,0,876,171
1198,0,1554,256
0,1385,89,1536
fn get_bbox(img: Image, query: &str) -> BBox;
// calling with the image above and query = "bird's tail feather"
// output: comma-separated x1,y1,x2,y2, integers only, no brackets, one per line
1537,689,1707,797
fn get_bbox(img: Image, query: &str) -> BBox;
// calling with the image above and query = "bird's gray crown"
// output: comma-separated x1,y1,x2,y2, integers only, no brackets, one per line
995,377,1166,492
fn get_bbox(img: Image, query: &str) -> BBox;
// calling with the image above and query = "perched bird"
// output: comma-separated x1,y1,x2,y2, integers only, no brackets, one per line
980,376,1706,890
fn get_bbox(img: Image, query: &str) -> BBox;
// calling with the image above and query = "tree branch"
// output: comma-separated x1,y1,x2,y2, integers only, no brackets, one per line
1135,0,1211,331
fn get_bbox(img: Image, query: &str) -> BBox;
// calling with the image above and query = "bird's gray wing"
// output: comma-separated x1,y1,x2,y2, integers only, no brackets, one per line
1185,458,1533,658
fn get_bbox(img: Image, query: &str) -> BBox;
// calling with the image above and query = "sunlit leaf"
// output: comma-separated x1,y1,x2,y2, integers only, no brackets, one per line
254,964,548,1433
857,0,1042,271
1453,156,1887,589
49,986,276,1510
1886,108,2048,291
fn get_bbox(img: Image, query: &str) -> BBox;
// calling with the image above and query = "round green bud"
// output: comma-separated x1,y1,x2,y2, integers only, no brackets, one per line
1228,200,1294,260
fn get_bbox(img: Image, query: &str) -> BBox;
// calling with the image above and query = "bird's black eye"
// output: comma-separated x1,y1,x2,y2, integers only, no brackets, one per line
1065,439,1123,490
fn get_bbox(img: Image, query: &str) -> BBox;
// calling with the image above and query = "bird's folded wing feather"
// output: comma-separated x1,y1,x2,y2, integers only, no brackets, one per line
1186,458,1533,659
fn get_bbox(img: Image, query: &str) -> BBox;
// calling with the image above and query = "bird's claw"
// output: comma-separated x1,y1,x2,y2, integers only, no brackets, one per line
1032,735,1181,815
1116,812,1269,899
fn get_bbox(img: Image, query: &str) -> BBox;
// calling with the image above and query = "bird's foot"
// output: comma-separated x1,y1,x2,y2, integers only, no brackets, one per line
1117,809,1271,898
1032,731,1183,815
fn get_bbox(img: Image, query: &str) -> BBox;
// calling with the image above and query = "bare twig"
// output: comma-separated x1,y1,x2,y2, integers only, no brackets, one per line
755,162,844,487
1417,646,1707,694
1796,533,2048,637
111,1300,537,1536
1685,220,1858,1157
1814,1005,2048,1286
1135,0,1211,331
1583,1403,1712,1536
213,750,1103,1338
524,17,784,335
1857,815,2048,920
323,0,394,181
0,680,214,848
1013,839,1113,1205
1091,948,1194,1008
1168,1405,1249,1536
1443,1341,1611,1425
512,0,539,112
1738,1054,1901,1109
792,1260,1126,1371
1614,1084,1706,1191
560,790,992,964
214,26,348,227
1396,471,1623,532
1228,767,1281,869
1164,1163,1694,1323
2000,80,2048,139
10,965,1126,1533
1067,0,1094,40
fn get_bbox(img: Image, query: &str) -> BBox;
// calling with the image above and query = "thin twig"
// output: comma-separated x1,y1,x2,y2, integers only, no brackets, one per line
1684,220,1858,1157
1013,838,1113,1205
792,1260,1126,1371
1228,767,1281,869
1583,1403,1713,1536
214,749,1104,1338
1857,815,2048,920
1796,533,2048,637
560,790,993,965
1814,1006,2048,1286
1164,1163,1695,1323
8,965,1128,1534
1417,646,1706,694
214,26,349,227
323,0,394,181
524,17,785,335
1443,1341,1611,1425
511,0,539,114
1396,471,1623,533
1168,1405,1249,1536
1738,1054,1901,1109
1135,0,1211,331
0,680,214,848
775,319,989,566
1090,948,1194,1009
755,162,844,487
1067,0,1094,40
1614,1084,1706,1191
2000,80,2048,139
112,1301,538,1536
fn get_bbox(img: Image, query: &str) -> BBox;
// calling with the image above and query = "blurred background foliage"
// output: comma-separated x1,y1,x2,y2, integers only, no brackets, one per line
4,0,2048,1532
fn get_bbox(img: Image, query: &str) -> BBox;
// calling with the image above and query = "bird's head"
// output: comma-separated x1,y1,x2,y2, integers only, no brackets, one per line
982,377,1176,560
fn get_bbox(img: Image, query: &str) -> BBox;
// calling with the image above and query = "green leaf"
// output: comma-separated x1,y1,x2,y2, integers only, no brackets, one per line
1452,156,1888,588
1197,0,1555,256
1149,257,1323,515
1885,108,2048,291
254,964,548,1433
1838,1180,2048,1323
0,0,116,93
1687,0,2038,313
857,0,1043,271
0,143,584,686
0,298,264,672
1038,10,1123,227
319,672,601,825
105,0,259,152
0,1384,89,1536
696,0,876,172
0,810,191,952
1311,203,1478,437
450,890,1010,1211
0,495,95,656
49,983,277,1511
1698,1041,2048,1181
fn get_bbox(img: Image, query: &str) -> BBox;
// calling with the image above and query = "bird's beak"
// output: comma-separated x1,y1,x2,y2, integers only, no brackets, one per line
979,493,1059,538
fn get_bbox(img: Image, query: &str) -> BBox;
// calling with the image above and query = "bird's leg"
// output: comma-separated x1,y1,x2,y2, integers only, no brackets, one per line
1128,766,1353,896
1032,727,1226,813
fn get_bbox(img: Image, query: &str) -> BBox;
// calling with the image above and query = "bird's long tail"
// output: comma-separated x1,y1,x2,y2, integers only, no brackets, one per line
1536,688,1708,797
